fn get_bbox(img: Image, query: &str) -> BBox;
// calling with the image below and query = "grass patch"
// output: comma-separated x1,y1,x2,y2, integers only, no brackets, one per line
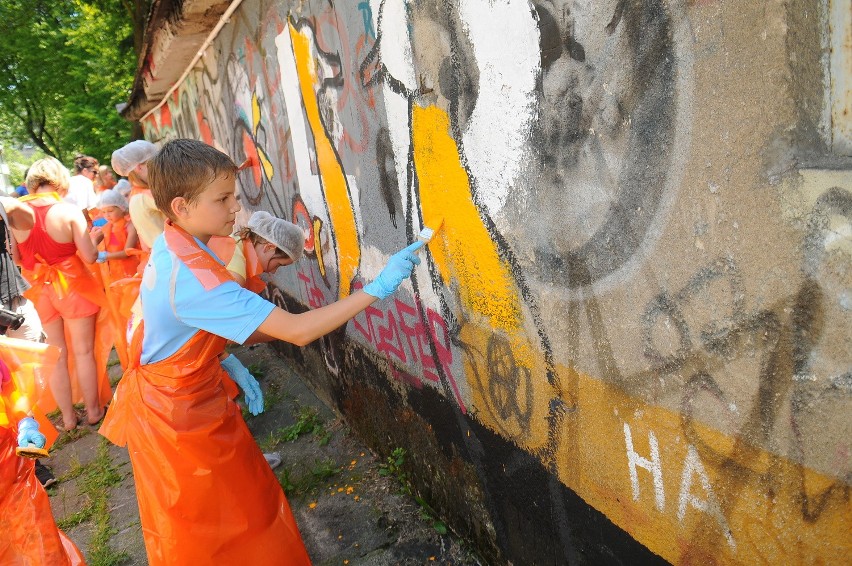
260,407,331,451
278,458,341,497
50,427,91,452
55,438,129,566
246,363,265,379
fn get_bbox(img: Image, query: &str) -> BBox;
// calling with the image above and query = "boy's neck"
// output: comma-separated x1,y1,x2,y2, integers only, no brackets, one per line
173,221,212,245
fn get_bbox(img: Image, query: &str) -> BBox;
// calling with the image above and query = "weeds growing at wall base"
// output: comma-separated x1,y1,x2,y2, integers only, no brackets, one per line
379,447,448,535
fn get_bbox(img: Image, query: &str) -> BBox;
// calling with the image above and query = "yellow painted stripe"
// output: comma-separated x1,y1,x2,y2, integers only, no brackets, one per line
290,23,359,298
411,106,527,345
465,329,852,564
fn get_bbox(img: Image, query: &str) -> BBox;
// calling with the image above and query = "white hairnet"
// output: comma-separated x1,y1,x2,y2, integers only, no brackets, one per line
247,211,305,262
114,178,131,198
111,140,158,177
98,189,128,211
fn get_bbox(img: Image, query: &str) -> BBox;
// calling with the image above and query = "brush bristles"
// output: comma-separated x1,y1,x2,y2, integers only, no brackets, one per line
417,227,435,242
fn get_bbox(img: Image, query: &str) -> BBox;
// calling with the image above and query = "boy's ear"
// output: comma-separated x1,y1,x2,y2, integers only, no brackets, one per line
170,197,188,219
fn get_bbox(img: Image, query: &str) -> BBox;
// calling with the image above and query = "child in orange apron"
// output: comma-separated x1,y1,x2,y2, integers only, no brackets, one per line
208,211,305,465
93,190,140,369
0,336,85,565
208,210,305,293
100,139,421,565
110,141,164,348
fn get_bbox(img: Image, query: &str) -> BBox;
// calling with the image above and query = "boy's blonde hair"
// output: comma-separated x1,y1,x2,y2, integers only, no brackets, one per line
147,139,237,220
26,157,71,193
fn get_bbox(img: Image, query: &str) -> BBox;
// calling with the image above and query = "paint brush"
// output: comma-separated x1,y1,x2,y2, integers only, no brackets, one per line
416,217,444,252
16,445,50,459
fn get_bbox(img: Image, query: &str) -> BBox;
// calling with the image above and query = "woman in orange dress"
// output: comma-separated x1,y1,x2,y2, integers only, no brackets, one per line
12,158,109,431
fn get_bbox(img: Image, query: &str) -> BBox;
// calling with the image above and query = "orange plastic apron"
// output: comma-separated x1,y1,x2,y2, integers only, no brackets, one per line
100,222,310,566
99,218,140,282
0,338,85,566
97,218,140,369
116,185,157,349
21,254,114,413
208,235,267,293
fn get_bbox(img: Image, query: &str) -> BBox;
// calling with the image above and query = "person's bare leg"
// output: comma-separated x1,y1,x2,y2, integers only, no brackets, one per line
65,314,103,424
43,318,77,430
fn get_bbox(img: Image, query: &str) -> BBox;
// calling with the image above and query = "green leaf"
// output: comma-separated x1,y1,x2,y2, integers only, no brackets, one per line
0,0,142,163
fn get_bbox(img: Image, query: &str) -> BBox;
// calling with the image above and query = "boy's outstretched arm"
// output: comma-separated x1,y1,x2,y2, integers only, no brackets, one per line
257,290,378,346
256,241,423,346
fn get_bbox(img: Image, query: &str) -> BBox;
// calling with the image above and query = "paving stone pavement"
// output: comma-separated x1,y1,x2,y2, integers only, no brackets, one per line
45,344,484,565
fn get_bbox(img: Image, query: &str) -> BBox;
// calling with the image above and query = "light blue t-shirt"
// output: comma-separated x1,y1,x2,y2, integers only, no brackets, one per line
139,233,276,364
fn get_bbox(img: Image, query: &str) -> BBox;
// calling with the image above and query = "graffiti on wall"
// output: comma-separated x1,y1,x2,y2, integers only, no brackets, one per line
142,0,851,563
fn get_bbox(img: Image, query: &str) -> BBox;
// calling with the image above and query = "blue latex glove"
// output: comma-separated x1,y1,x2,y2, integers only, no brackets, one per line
96,251,108,263
92,217,108,227
221,354,264,416
363,241,423,299
17,417,46,449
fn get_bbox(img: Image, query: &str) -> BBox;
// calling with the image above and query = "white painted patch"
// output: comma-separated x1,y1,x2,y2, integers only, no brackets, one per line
382,86,411,222
623,423,666,512
677,445,737,550
373,0,416,91
274,26,338,289
458,0,539,217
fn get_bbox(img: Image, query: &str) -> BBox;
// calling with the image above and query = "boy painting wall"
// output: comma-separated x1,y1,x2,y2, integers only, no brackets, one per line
100,140,422,565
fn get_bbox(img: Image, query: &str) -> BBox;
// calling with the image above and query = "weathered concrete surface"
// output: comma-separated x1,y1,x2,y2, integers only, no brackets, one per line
131,0,851,563
47,347,481,565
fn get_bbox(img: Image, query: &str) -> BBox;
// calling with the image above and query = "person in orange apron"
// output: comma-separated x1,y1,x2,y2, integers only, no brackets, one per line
12,158,111,431
0,335,86,565
111,140,163,253
208,210,305,294
93,189,140,369
110,140,164,347
100,139,421,564
208,210,305,467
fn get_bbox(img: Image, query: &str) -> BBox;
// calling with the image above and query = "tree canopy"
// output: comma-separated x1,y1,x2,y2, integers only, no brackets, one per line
0,1,149,166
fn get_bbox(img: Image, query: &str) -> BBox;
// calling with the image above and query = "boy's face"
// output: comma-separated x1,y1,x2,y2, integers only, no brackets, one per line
179,173,240,240
101,205,125,222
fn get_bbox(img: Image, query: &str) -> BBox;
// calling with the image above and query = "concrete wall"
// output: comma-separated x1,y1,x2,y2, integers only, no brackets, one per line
140,0,851,563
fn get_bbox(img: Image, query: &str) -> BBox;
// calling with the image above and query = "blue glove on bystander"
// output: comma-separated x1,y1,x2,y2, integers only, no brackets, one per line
221,354,264,416
363,241,423,300
17,417,46,449
96,251,108,263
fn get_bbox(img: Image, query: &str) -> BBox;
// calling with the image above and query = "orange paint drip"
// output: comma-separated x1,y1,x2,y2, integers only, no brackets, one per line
412,105,522,335
290,23,359,298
